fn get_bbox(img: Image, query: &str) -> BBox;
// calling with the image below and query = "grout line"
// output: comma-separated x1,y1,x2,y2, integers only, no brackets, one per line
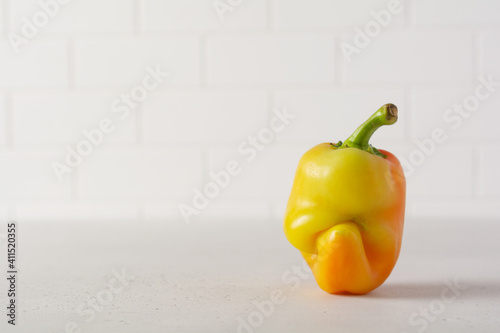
3,0,11,34
68,38,76,89
406,88,415,141
200,34,207,87
136,103,144,146
474,147,483,198
5,93,13,147
471,32,478,79
2,26,491,41
0,139,473,150
201,149,209,187
0,81,482,94
475,31,484,78
334,32,344,86
134,0,142,35
267,0,274,32
71,167,80,201
267,89,274,124
406,0,416,30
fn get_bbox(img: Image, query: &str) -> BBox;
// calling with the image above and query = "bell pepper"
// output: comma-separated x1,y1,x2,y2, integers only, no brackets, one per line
283,104,406,295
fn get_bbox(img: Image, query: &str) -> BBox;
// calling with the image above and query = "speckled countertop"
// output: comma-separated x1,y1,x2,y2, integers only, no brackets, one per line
2,219,500,333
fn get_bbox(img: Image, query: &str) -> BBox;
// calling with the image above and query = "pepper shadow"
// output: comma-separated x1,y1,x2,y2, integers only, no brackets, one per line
367,279,500,300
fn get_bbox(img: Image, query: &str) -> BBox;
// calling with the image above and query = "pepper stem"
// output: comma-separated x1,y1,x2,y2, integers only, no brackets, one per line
339,104,398,157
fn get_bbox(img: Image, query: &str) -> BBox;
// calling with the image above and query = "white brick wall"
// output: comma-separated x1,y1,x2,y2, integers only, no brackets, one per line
13,93,136,144
483,31,500,78
75,38,200,87
0,95,6,145
343,32,474,83
9,0,135,34
0,0,498,222
0,151,71,200
409,145,474,197
208,34,335,84
143,91,269,143
274,0,405,29
78,149,203,200
415,0,500,27
0,1,3,34
141,0,268,31
413,87,500,140
481,148,500,197
208,147,305,200
0,40,68,88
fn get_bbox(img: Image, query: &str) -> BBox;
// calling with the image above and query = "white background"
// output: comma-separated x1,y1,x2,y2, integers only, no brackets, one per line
0,0,499,222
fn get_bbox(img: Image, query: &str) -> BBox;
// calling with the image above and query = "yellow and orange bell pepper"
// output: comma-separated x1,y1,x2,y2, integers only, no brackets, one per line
284,104,406,294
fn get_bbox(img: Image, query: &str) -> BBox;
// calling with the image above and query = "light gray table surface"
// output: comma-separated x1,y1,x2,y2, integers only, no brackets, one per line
1,218,499,333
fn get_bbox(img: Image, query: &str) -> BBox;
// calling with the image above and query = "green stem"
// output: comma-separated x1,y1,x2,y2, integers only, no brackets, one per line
338,104,398,158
